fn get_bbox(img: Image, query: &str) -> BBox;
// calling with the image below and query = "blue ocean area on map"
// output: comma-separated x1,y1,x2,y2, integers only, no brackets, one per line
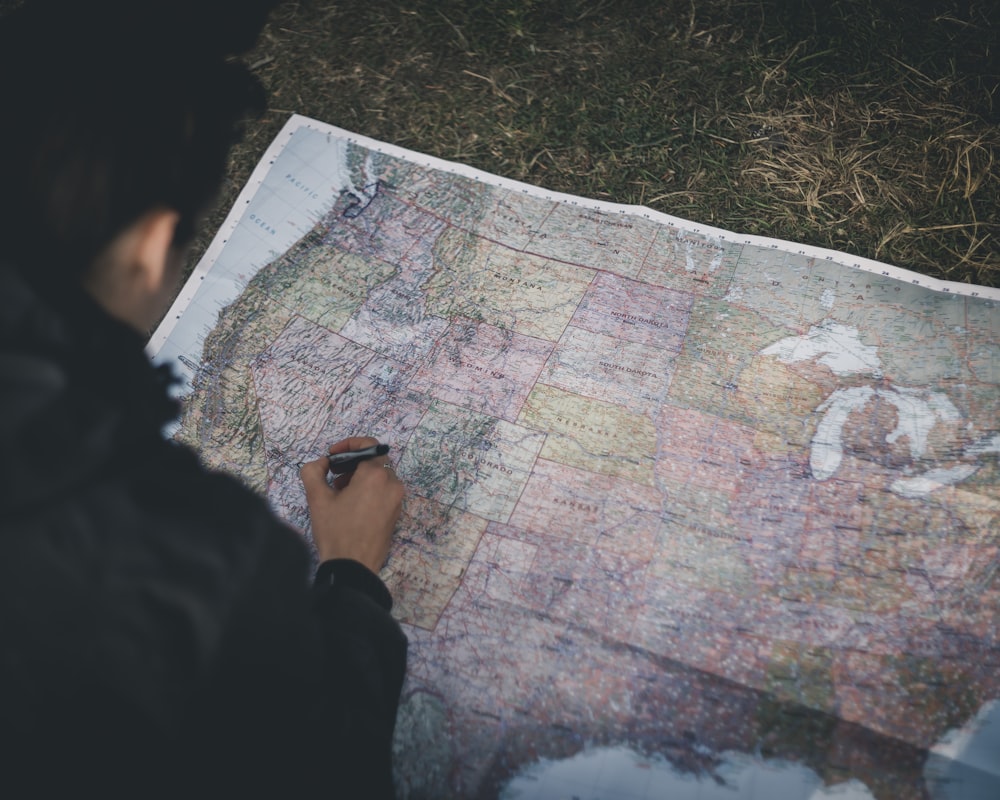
150,116,1000,799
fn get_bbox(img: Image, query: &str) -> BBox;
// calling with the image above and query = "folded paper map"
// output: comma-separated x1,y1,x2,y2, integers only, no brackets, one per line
150,114,1000,800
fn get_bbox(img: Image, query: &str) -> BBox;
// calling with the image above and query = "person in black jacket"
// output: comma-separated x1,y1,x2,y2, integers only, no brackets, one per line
0,2,408,797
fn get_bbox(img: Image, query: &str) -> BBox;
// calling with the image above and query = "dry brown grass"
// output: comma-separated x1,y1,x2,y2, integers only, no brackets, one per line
4,0,981,288
196,0,997,286
734,56,999,285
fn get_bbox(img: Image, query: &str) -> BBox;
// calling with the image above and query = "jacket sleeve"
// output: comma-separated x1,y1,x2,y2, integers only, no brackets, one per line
313,559,409,799
193,522,408,800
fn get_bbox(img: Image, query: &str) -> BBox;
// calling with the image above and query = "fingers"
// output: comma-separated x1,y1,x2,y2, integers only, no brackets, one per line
327,435,380,455
326,436,389,489
299,457,332,503
303,441,406,569
301,437,398,494
353,454,402,489
299,452,401,502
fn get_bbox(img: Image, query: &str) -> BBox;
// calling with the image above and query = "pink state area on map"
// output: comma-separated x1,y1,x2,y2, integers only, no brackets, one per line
406,318,553,422
654,405,759,499
252,315,425,460
461,523,651,643
538,326,679,417
508,457,663,556
570,272,694,350
250,315,374,453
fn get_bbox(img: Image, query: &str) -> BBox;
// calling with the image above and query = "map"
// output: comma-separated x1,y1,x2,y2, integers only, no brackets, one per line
150,115,1000,800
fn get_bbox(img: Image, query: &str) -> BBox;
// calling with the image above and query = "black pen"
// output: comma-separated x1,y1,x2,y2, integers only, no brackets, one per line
326,443,390,474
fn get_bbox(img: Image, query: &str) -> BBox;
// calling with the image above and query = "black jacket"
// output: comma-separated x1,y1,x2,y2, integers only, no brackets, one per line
0,262,407,798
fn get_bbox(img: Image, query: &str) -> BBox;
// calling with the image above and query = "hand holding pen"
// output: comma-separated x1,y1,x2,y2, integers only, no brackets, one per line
326,443,391,474
299,437,404,570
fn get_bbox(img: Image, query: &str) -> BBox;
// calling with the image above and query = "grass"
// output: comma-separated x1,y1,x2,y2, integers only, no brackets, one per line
203,0,998,287
40,0,1000,287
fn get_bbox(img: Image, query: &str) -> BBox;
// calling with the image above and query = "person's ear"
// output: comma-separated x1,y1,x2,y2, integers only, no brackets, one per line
132,208,181,293
84,208,183,333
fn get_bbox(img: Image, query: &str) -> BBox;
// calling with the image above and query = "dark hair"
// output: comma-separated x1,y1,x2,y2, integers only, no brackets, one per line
0,0,281,277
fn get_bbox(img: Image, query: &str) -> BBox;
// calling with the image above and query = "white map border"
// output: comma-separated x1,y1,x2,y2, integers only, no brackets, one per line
148,112,1000,370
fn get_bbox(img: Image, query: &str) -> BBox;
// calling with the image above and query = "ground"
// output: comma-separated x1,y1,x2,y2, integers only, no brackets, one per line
198,0,1000,288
